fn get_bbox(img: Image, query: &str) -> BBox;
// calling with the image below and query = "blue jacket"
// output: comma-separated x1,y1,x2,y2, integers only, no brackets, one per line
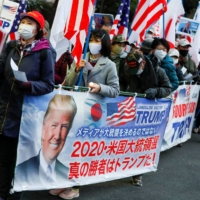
0,39,54,138
149,54,179,91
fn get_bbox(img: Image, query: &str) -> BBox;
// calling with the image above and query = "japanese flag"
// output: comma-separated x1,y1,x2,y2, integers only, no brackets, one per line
84,98,106,128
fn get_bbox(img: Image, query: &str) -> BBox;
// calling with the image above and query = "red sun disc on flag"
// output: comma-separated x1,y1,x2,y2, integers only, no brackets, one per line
91,103,102,122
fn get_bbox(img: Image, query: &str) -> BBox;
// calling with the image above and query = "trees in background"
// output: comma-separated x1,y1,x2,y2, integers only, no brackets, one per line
10,0,200,29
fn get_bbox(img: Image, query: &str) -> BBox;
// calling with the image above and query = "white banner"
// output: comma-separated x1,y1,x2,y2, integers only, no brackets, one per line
13,90,171,191
161,84,200,151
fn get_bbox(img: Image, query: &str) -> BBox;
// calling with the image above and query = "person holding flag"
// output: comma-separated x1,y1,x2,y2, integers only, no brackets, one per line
64,29,119,98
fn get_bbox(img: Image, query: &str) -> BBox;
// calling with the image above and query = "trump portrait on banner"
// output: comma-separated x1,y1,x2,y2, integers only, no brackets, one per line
14,94,77,189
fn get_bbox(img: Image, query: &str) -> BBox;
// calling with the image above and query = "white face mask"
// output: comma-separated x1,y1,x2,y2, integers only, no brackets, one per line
145,34,153,39
136,68,143,75
154,50,167,61
89,43,102,55
18,24,35,40
171,58,178,65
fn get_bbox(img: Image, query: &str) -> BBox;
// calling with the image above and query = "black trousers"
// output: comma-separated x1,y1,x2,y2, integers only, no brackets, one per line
0,135,22,200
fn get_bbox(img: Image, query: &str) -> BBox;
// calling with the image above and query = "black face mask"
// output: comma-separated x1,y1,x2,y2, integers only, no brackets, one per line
179,49,189,57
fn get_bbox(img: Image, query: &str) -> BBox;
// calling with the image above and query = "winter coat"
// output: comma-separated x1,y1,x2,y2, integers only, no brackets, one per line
149,54,179,91
65,56,119,98
176,68,184,81
0,39,54,138
178,54,197,76
110,54,125,91
121,56,172,98
54,51,73,85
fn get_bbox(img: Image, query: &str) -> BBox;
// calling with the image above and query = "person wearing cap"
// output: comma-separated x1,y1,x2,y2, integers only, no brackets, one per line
121,50,171,186
145,26,156,39
176,39,197,79
168,49,184,81
0,11,54,200
110,34,129,90
140,38,154,55
130,42,140,52
148,38,179,91
43,20,57,63
122,50,171,97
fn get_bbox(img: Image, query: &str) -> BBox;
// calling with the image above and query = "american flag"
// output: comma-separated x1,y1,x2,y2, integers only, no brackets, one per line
106,97,136,126
64,0,95,65
10,6,18,13
128,0,167,44
110,0,130,40
8,0,28,41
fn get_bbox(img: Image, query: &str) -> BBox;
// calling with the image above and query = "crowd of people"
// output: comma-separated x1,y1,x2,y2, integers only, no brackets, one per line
0,10,199,200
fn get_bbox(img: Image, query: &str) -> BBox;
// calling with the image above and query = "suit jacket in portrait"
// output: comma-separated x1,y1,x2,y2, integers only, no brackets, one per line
14,152,73,190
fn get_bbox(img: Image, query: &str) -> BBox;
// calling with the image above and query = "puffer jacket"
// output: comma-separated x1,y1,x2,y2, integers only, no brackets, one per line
149,54,179,91
0,39,54,138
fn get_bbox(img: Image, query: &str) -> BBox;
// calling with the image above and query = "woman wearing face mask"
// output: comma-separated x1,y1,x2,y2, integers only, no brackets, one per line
64,29,119,98
148,38,179,91
0,11,54,200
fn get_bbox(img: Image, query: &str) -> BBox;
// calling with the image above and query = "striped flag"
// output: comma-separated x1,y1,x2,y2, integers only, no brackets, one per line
106,97,136,126
8,0,28,41
110,0,130,40
128,0,167,44
64,0,95,65
160,0,184,48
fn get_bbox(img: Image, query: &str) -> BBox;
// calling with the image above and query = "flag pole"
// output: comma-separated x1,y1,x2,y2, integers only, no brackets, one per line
162,4,165,38
77,0,97,86
0,0,5,16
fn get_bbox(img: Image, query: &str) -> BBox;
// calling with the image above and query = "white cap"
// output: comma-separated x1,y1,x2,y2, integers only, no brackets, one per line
178,39,191,47
168,49,180,58
148,27,156,34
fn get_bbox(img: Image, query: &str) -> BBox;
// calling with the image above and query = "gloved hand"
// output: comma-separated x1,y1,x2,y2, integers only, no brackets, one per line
13,78,31,92
145,88,157,99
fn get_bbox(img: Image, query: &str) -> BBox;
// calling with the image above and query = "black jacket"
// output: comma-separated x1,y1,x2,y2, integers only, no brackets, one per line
121,56,172,98
0,40,54,138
